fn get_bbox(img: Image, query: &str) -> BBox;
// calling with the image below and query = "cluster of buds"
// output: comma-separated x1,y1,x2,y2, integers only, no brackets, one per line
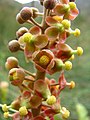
1,0,83,120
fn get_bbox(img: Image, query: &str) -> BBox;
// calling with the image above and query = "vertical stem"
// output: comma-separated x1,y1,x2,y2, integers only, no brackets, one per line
41,8,49,33
35,70,46,81
32,70,46,117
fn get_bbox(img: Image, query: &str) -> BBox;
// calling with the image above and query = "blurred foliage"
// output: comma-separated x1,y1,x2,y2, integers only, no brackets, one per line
0,0,90,120
76,102,89,120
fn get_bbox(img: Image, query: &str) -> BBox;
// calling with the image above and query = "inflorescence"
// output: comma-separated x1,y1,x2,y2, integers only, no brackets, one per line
1,0,83,119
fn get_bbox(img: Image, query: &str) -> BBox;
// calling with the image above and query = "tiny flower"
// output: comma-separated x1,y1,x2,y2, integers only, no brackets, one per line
9,68,25,86
54,0,79,20
45,16,70,43
74,28,80,37
47,58,64,75
4,112,9,118
69,54,75,60
5,57,18,70
2,104,8,112
19,106,28,116
55,43,74,61
8,40,20,52
64,61,72,70
77,47,83,56
33,49,54,72
60,107,70,119
34,80,51,99
46,95,56,105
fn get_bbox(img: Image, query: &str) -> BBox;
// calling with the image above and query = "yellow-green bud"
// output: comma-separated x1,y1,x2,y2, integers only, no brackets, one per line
61,19,71,29
69,2,76,9
77,47,83,56
4,112,9,118
2,104,8,112
46,95,56,105
19,106,28,116
65,61,72,70
74,28,80,37
61,107,70,119
23,33,33,43
69,54,75,60
63,110,70,118
70,81,75,89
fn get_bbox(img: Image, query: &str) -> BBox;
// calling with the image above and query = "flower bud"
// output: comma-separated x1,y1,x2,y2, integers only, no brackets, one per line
5,57,18,70
44,0,56,10
19,106,28,116
16,27,28,38
8,40,20,52
16,13,25,24
20,7,33,21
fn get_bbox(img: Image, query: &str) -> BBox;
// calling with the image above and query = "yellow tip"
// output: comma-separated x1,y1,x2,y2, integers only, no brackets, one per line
2,104,8,112
46,95,56,105
74,28,80,37
70,81,75,89
69,2,76,9
65,61,72,70
77,47,83,56
61,107,70,119
4,112,9,118
69,54,75,60
53,16,63,22
23,33,33,43
61,19,71,29
19,106,28,116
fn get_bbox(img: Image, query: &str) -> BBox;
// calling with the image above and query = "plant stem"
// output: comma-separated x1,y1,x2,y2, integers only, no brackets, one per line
25,76,35,82
18,66,35,78
41,8,49,33
35,70,46,81
36,12,43,16
30,17,42,29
